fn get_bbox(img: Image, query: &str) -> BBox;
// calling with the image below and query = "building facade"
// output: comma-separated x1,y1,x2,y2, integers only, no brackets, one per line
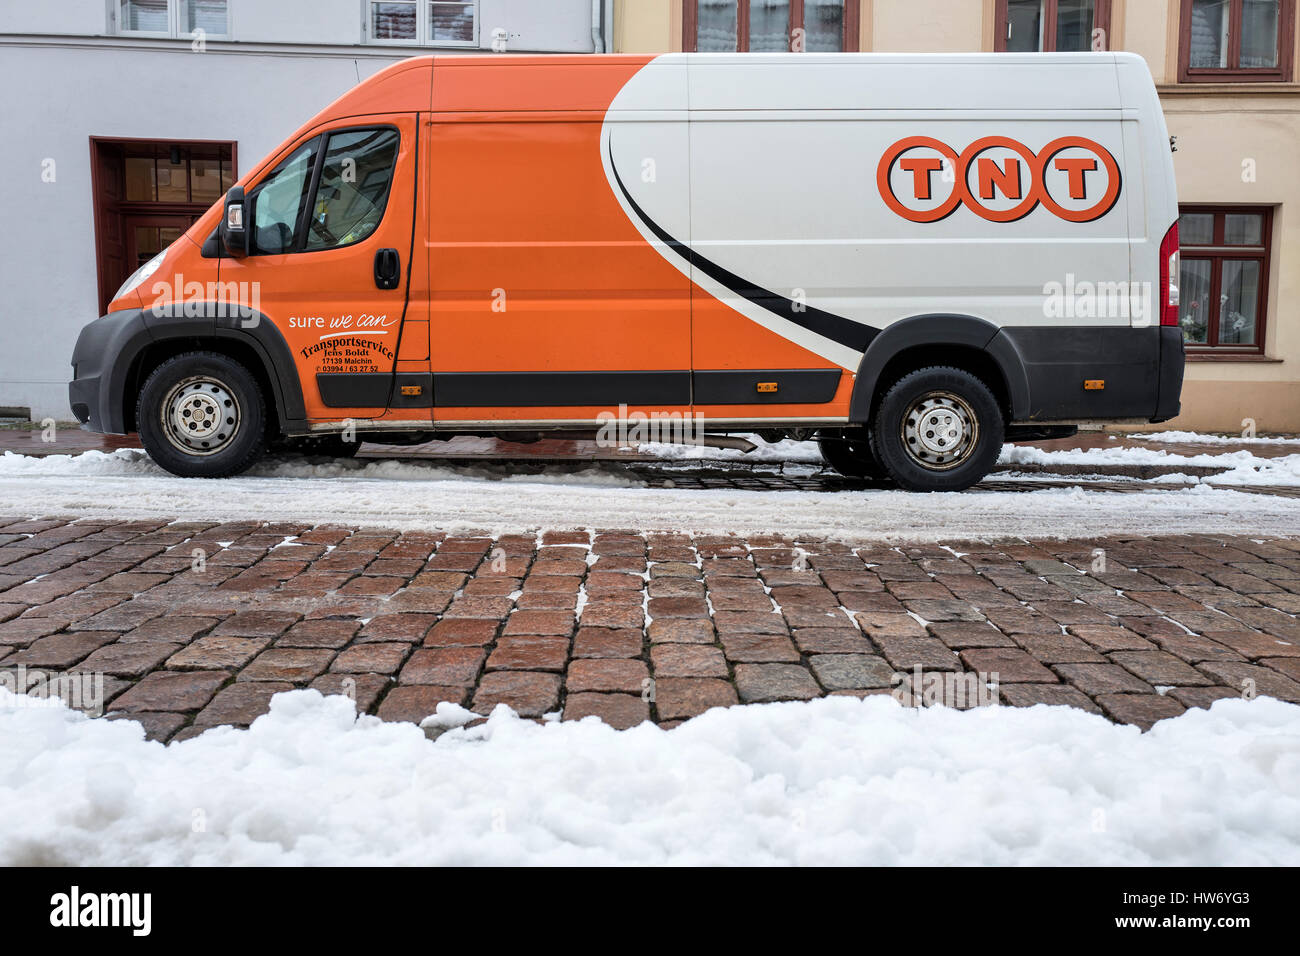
3,0,1295,432
616,0,1300,433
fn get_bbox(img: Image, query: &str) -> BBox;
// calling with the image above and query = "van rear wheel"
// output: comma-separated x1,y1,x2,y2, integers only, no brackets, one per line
137,351,266,478
871,366,1003,492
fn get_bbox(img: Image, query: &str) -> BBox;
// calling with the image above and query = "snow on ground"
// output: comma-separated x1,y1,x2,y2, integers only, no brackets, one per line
1137,430,1300,446
999,444,1300,486
1,687,1297,865
2,450,1299,541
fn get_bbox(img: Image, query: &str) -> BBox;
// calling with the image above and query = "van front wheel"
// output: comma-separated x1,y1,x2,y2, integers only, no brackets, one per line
871,367,1003,492
137,351,266,478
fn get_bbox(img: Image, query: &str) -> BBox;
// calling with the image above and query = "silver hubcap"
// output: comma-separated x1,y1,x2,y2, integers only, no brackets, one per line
161,377,240,456
901,391,978,470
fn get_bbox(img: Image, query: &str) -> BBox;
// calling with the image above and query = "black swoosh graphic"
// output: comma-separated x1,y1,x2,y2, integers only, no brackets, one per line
608,138,877,353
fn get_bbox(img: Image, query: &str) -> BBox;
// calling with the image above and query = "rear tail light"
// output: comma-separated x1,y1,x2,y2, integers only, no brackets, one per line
1159,221,1179,327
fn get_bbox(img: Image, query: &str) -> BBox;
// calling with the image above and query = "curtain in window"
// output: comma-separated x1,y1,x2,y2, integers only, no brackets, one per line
697,0,739,51
804,0,845,51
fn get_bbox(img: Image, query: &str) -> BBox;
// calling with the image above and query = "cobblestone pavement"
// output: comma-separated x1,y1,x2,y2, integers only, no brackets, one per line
1,516,1298,742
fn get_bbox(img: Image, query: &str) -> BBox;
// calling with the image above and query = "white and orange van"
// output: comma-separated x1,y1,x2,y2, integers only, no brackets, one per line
70,52,1183,491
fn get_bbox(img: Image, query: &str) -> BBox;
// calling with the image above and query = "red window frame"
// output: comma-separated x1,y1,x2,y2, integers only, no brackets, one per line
994,0,1113,52
683,0,861,53
1178,0,1296,83
1177,205,1273,356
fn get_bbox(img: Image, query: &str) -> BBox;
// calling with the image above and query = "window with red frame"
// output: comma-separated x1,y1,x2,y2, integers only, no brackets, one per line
995,0,1112,51
1177,206,1273,353
684,0,860,52
1179,0,1296,82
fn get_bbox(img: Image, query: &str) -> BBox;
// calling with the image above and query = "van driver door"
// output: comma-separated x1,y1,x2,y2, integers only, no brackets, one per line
220,112,428,426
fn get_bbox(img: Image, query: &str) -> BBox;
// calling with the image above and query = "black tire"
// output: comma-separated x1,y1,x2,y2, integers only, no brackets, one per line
871,366,1004,492
136,351,266,478
283,434,363,458
816,429,889,481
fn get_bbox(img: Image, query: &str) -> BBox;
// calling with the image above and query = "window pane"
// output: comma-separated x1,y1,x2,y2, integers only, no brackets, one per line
372,1,417,40
1189,0,1229,68
1179,258,1212,344
305,129,401,251
750,0,790,51
1219,260,1260,344
1224,213,1264,245
804,0,844,51
159,227,184,247
157,154,188,202
1240,0,1280,68
190,157,223,204
697,0,738,51
251,140,319,255
125,156,156,202
185,0,228,35
431,1,475,43
220,155,233,193
134,227,162,268
1006,0,1043,52
1055,0,1095,52
121,0,168,32
1178,212,1215,245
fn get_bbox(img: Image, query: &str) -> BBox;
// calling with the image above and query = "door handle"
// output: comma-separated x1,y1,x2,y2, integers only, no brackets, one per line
374,248,401,290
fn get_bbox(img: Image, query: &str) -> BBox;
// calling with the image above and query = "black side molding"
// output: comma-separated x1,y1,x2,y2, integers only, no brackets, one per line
433,371,691,408
694,369,841,404
317,372,433,408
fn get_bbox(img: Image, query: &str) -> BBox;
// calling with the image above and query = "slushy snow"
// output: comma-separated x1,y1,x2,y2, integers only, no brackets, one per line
2,687,1298,865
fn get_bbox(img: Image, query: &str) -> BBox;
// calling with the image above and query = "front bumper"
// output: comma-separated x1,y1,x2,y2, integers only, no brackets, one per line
68,309,152,434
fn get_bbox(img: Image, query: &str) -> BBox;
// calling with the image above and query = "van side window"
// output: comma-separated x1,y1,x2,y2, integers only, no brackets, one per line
249,139,320,255
304,128,401,251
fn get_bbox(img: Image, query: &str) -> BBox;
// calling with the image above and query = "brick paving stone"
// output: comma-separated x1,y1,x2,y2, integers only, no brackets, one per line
122,616,219,643
239,648,335,684
648,618,715,644
1200,630,1300,660
998,683,1102,713
330,643,410,675
713,611,789,636
504,610,575,636
734,663,821,703
376,684,467,723
357,613,438,643
1167,685,1243,710
720,633,800,663
928,622,1016,649
566,658,648,694
646,596,709,620
112,670,228,713
1195,662,1300,703
1067,624,1156,652
212,610,301,638
579,605,644,629
1053,663,1155,696
871,634,959,671
572,627,643,659
1108,650,1214,687
277,619,359,649
442,595,514,619
792,628,872,654
107,710,188,743
855,613,927,639
168,636,271,670
310,673,390,713
8,632,118,668
563,693,650,730
1012,633,1107,663
487,636,570,672
1095,693,1186,730
960,648,1058,683
424,618,498,647
195,681,294,728
399,647,486,686
1264,657,1300,682
809,654,895,691
653,677,738,720
74,641,181,678
904,599,985,622
472,671,561,717
650,644,728,678
1143,631,1244,664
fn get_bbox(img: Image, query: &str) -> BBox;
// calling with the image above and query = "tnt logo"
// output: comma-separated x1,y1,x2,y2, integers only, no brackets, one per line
877,135,1121,224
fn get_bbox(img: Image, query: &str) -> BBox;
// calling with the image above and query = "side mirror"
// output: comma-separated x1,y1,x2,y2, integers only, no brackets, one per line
221,185,248,258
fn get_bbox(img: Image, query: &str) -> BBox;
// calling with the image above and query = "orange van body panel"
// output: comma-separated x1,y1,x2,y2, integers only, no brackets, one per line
158,55,851,431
